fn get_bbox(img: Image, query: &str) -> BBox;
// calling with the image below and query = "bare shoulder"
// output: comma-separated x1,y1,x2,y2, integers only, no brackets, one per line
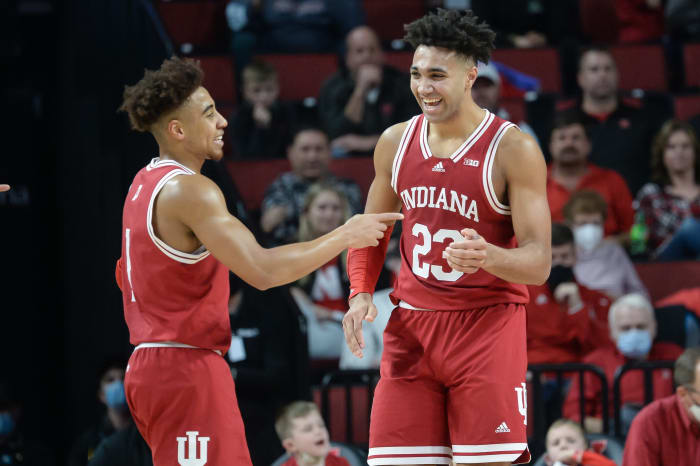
497,127,546,176
374,120,412,173
157,173,226,216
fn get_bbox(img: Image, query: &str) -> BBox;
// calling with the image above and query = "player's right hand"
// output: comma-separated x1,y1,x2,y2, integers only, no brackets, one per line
343,292,377,358
342,212,403,248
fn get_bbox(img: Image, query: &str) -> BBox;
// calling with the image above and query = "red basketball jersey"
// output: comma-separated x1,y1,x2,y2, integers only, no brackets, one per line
119,158,231,353
391,112,529,310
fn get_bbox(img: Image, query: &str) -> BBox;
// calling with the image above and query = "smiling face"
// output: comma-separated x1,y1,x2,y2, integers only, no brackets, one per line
410,45,476,123
283,410,331,459
546,423,587,462
307,190,345,236
166,86,228,161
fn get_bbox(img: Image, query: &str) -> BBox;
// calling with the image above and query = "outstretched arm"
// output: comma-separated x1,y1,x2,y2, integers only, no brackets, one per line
444,130,551,285
161,174,402,290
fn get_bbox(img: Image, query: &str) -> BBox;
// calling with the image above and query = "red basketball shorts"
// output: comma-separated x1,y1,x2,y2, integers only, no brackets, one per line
368,303,530,465
124,346,252,465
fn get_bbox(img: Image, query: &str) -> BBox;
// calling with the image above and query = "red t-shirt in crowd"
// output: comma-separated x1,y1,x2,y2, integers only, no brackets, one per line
623,395,700,466
563,342,683,420
547,164,634,236
526,283,611,365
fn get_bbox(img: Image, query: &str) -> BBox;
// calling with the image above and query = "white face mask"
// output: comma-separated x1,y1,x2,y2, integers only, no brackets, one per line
689,403,700,424
573,223,603,252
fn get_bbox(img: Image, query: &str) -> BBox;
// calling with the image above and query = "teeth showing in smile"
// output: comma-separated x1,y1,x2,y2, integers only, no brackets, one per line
215,136,223,141
423,98,441,105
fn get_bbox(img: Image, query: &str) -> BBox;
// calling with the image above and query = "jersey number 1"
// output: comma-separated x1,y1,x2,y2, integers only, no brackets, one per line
412,223,464,282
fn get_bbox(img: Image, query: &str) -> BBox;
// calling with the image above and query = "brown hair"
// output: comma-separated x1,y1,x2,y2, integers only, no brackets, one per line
563,190,608,222
551,222,575,247
242,60,278,85
674,347,700,387
297,183,351,242
275,401,320,441
650,119,700,186
546,418,587,447
119,56,203,132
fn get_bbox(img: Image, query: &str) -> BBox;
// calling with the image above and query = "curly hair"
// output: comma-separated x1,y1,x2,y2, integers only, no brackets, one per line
403,8,496,64
650,119,700,186
119,56,203,132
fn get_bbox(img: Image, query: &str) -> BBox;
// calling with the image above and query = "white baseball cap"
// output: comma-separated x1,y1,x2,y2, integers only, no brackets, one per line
476,62,500,86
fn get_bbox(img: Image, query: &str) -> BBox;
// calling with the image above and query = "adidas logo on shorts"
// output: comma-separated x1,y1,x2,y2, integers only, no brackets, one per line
432,161,445,172
495,422,510,433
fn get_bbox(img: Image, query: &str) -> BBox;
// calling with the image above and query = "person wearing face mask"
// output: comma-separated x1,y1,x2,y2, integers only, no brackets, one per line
526,223,611,366
563,293,683,435
68,360,132,466
623,346,700,466
546,113,635,245
563,190,648,300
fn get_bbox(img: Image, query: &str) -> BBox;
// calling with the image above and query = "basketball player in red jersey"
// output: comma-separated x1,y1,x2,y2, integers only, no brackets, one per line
343,9,551,466
115,57,402,465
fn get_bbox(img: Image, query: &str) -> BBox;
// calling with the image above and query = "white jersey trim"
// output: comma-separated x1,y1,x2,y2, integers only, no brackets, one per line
134,341,222,356
146,169,211,264
146,157,196,173
482,122,515,216
451,443,528,453
368,446,452,465
368,457,451,465
418,109,493,163
391,116,421,193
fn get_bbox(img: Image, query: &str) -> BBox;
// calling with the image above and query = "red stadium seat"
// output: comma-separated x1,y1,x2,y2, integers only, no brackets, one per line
492,48,562,94
684,44,700,89
610,45,667,92
635,261,700,303
155,0,228,50
579,0,618,43
363,0,425,43
195,56,237,104
384,51,413,73
673,95,700,120
226,157,373,212
256,53,338,101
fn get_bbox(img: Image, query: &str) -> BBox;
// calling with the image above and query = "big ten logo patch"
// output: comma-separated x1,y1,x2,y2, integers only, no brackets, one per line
177,431,210,466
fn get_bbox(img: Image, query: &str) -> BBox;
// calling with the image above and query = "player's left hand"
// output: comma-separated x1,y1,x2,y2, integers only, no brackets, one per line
442,228,488,274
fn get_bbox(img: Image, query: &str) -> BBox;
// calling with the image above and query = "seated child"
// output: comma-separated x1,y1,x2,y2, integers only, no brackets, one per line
545,419,616,466
275,401,350,466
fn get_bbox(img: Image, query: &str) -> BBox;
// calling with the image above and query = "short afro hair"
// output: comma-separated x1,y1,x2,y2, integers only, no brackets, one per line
119,56,203,132
403,8,496,65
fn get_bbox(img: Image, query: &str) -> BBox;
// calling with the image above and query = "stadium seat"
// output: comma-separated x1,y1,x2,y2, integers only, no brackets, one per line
363,0,425,43
383,51,413,73
635,261,700,302
684,43,700,88
610,45,667,91
674,94,700,120
195,56,237,104
256,53,338,101
155,0,228,50
579,0,618,43
492,48,562,94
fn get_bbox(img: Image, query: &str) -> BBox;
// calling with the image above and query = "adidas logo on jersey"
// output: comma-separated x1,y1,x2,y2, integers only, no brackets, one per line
463,158,479,167
495,422,510,433
432,161,445,172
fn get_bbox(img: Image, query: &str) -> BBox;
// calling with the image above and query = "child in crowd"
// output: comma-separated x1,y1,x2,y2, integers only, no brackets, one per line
544,419,615,466
275,401,349,466
230,60,294,159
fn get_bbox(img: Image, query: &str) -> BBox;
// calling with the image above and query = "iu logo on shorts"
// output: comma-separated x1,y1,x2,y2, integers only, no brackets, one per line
177,431,210,466
514,382,527,425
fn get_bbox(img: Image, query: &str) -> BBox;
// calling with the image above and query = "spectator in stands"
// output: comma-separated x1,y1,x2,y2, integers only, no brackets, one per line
666,0,700,41
623,346,700,466
226,0,364,76
69,359,132,466
275,401,350,466
227,279,311,466
0,381,55,466
260,126,363,245
472,62,538,141
547,113,635,241
563,293,683,434
86,423,151,466
616,0,665,43
635,120,700,261
556,46,669,194
563,191,648,300
526,223,611,366
544,418,616,466
318,26,419,157
230,60,294,160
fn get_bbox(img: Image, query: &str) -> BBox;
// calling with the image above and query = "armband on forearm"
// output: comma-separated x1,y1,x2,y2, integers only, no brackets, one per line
347,225,393,301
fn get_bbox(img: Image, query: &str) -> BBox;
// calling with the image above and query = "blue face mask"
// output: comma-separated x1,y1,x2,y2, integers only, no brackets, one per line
0,412,15,436
104,380,128,411
616,329,652,359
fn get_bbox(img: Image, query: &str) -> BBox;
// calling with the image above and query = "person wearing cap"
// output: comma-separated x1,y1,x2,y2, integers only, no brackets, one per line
472,61,538,142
